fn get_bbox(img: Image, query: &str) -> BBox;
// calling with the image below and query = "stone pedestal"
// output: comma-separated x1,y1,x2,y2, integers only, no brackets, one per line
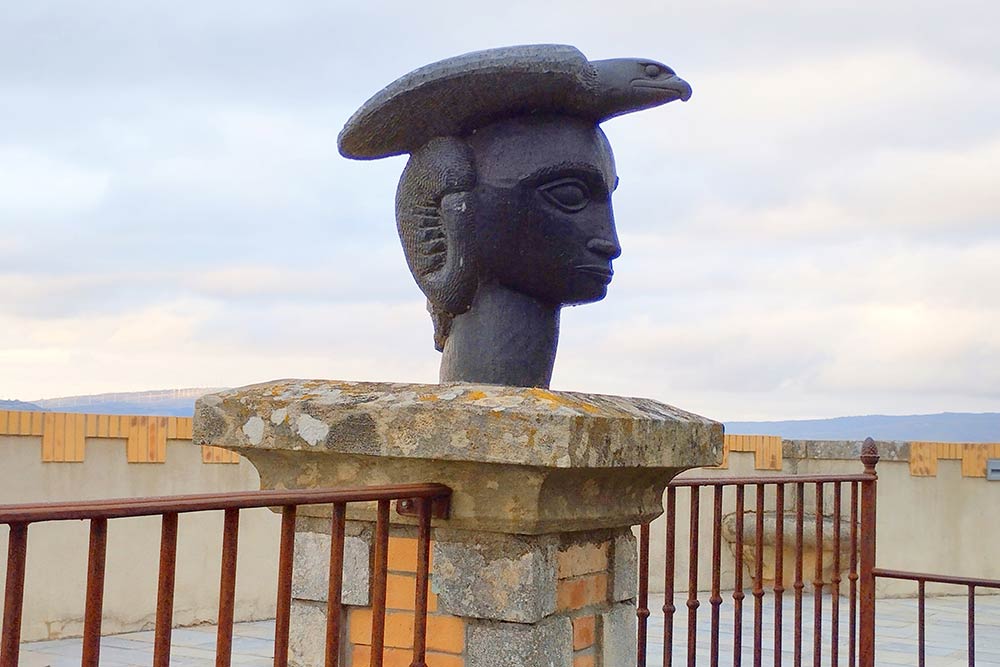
195,380,722,667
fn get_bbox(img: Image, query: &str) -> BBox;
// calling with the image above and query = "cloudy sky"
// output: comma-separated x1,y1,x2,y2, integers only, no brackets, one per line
1,1,997,420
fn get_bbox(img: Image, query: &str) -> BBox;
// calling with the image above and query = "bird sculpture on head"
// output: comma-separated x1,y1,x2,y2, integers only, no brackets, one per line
339,44,691,389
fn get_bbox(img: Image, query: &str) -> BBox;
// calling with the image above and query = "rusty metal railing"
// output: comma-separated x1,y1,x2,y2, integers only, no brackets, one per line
873,568,1000,667
0,483,452,667
637,439,880,667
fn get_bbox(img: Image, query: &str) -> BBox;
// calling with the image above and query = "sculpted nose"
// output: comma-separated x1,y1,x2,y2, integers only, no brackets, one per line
587,238,621,260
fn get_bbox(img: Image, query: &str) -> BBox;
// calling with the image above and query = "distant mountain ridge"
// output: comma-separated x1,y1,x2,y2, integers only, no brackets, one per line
29,388,226,417
0,399,46,411
725,412,999,443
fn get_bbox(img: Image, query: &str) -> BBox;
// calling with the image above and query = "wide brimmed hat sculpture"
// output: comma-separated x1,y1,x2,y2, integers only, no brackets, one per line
339,44,691,388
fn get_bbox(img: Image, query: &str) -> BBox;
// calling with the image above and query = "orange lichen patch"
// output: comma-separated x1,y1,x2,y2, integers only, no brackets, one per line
349,609,464,654
557,542,609,579
572,615,596,650
418,394,441,402
463,390,487,401
526,388,600,415
557,574,608,611
351,645,464,667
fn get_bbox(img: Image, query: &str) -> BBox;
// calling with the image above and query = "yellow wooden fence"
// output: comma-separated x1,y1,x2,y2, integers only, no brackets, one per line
0,410,237,464
2,409,996,475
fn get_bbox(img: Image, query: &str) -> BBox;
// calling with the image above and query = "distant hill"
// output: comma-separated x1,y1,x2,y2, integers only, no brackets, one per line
725,412,1000,443
30,388,225,417
0,399,46,411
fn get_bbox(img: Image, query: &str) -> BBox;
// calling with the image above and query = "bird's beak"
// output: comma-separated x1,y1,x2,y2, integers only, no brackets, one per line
631,75,692,102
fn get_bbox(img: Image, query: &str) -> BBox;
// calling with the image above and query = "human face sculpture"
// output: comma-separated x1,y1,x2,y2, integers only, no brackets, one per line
468,116,622,306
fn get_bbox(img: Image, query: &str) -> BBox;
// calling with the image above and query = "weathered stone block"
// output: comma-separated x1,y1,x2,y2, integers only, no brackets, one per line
601,601,637,666
291,530,370,606
289,599,329,667
466,615,573,667
432,534,557,623
611,529,638,602
194,380,722,533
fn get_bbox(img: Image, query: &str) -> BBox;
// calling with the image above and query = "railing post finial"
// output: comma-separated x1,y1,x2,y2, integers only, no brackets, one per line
860,437,879,474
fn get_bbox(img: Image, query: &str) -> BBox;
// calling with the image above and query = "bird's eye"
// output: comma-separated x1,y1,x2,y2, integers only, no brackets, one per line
644,64,661,77
539,178,590,212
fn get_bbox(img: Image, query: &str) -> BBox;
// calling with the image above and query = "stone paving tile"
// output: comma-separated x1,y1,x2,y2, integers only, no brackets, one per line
17,593,1000,666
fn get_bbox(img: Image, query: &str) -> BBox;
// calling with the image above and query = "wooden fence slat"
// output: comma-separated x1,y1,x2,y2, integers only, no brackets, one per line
910,442,938,477
961,444,990,478
41,413,56,461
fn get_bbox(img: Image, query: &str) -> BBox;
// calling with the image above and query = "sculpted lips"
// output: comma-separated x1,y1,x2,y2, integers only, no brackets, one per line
576,264,614,284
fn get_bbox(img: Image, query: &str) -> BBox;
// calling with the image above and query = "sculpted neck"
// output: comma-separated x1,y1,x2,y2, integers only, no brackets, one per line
439,281,560,388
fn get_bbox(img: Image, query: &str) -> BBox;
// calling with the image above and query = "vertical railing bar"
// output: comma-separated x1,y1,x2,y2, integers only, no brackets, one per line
153,513,179,667
410,499,433,667
734,485,745,667
370,499,391,667
813,483,825,667
687,487,701,667
753,484,765,667
216,508,240,667
917,580,925,667
858,441,879,667
664,486,677,667
0,523,29,667
794,482,804,667
849,482,859,667
81,517,109,667
638,522,650,667
967,584,975,667
831,483,842,667
710,486,723,667
325,502,347,667
774,485,785,667
273,505,297,667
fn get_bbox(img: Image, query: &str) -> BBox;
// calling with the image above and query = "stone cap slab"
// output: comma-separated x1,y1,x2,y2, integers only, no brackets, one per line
193,379,721,470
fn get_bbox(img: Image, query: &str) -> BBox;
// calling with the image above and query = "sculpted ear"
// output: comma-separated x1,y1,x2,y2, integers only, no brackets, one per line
396,137,478,316
431,190,478,313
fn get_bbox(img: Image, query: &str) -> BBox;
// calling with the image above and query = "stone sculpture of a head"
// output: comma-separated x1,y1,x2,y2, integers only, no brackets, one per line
339,45,691,388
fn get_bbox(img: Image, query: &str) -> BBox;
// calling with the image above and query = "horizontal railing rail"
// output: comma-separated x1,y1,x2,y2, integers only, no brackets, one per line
668,473,876,487
873,568,1000,667
0,482,452,667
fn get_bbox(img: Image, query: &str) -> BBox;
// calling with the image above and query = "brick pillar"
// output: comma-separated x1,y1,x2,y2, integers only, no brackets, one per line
194,380,722,667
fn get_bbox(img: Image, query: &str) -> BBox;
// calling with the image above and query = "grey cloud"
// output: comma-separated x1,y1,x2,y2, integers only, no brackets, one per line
2,1,998,419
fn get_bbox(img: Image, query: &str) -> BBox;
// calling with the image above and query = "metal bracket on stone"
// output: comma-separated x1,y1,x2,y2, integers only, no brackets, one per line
396,496,451,520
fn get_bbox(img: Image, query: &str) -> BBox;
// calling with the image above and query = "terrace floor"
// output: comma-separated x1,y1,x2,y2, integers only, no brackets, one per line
16,593,1000,666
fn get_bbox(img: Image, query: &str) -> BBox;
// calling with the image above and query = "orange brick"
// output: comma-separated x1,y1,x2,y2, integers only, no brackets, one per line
573,652,596,667
349,609,413,648
386,572,438,612
388,536,435,573
557,574,608,611
426,615,464,654
349,609,463,654
557,541,609,579
352,645,463,667
572,615,596,650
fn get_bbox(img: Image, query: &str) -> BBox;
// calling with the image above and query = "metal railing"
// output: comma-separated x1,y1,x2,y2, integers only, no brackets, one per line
0,483,452,667
637,440,881,667
873,568,1000,667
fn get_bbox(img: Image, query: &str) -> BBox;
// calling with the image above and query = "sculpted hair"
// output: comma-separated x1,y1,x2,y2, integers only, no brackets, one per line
395,137,478,351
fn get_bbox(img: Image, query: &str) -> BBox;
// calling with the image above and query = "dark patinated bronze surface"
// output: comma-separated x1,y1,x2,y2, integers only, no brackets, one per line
340,44,691,387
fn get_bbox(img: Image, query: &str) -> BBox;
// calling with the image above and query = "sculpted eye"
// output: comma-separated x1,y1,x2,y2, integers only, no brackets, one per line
538,178,590,212
644,64,661,77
